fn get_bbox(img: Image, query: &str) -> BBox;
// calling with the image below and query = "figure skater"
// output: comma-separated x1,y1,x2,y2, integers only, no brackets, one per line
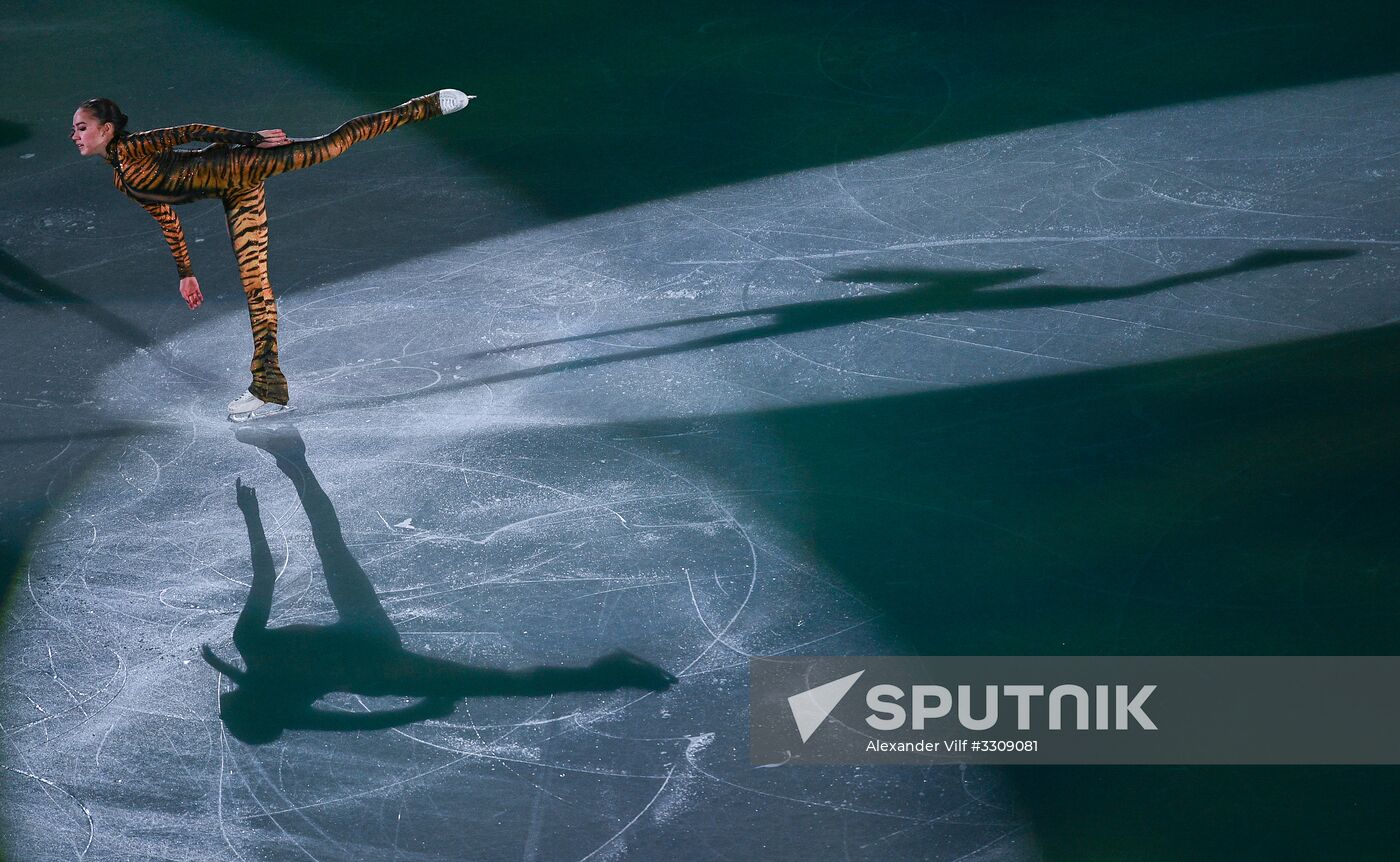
202,425,676,744
71,89,475,421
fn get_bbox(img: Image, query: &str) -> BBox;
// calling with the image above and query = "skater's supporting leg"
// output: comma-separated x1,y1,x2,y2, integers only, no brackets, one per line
222,184,289,405
229,93,443,186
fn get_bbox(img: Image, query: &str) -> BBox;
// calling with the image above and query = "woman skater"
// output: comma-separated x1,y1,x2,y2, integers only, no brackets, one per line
71,89,474,420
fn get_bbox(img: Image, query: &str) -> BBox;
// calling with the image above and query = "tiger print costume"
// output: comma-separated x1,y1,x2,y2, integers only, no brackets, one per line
105,93,444,406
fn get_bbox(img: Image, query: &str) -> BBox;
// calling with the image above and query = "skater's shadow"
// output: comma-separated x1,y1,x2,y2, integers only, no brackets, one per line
339,247,1353,411
472,248,1352,357
0,249,153,349
202,425,676,745
824,247,1356,313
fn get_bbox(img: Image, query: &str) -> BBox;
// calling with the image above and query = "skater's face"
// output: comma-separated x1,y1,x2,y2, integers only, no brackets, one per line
71,109,113,157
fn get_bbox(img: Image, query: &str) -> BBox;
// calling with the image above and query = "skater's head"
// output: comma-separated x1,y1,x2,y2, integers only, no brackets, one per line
218,686,284,745
72,98,126,157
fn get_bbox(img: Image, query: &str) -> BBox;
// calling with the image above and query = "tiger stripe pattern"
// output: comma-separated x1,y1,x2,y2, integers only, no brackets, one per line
105,93,445,405
222,184,284,405
139,202,195,278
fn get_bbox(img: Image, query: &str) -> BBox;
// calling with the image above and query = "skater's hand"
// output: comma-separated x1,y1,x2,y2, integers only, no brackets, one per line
179,276,202,310
255,129,291,148
235,477,258,511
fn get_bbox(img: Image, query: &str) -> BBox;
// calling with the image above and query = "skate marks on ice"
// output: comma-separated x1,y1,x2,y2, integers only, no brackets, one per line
313,247,1358,414
1,416,1024,860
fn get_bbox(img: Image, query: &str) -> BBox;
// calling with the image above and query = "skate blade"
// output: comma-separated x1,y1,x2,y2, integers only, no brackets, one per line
228,404,296,423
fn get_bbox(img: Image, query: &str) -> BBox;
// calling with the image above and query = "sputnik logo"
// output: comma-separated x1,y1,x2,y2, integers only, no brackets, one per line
788,670,865,743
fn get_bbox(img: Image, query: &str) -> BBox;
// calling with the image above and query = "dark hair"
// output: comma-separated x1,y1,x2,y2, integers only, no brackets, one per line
78,98,129,138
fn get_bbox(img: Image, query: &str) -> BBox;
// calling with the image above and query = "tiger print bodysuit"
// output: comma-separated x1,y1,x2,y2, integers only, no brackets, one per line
104,93,444,405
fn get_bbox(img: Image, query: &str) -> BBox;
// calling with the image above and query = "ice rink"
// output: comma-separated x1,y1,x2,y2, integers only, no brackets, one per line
3,2,1398,860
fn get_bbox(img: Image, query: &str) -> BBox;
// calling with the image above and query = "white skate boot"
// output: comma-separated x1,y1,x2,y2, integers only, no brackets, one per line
227,391,293,423
437,89,476,114
228,391,262,413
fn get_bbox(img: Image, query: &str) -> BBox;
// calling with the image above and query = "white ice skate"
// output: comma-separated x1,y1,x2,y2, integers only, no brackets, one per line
228,391,261,412
437,89,476,114
227,391,294,423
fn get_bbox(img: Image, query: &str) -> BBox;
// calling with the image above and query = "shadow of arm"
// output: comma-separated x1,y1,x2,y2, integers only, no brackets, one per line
234,478,276,644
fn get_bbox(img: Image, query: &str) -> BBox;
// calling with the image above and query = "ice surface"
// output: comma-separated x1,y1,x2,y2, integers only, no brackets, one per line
3,2,1398,859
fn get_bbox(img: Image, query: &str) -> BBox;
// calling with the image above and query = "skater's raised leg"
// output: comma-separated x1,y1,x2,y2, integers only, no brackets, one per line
227,91,472,186
377,649,679,699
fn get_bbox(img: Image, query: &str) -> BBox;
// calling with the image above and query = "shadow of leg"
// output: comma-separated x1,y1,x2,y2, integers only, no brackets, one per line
377,648,678,698
236,424,400,644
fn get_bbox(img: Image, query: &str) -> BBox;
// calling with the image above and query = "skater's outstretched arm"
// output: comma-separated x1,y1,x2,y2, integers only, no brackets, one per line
120,123,265,157
287,698,454,732
233,478,277,650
